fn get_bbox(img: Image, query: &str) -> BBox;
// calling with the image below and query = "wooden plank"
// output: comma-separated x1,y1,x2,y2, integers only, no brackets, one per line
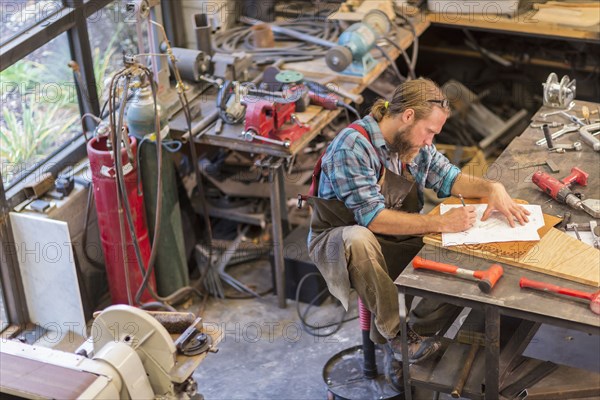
426,12,600,41
422,198,600,287
0,352,98,399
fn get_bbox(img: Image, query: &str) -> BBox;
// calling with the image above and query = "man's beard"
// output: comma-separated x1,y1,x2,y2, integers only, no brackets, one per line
389,124,421,162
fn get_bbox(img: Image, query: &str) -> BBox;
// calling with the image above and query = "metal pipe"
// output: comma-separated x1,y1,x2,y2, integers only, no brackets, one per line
194,14,213,57
240,16,336,48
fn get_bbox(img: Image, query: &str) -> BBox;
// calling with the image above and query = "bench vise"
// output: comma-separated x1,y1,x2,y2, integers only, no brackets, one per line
241,98,309,148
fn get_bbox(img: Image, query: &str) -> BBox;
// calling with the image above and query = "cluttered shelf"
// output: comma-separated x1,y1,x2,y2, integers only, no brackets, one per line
425,1,600,42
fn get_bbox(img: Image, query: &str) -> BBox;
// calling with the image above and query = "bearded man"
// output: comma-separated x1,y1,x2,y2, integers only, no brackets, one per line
306,78,530,389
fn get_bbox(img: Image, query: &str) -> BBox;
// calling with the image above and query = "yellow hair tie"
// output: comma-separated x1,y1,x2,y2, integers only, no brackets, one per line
384,100,389,109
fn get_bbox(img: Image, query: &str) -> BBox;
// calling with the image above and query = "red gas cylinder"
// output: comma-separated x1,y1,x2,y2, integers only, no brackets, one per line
87,135,155,304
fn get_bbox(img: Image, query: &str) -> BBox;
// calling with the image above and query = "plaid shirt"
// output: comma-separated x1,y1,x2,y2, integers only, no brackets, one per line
318,115,461,227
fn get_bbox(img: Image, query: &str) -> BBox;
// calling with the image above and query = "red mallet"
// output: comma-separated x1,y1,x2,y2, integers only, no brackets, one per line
412,257,504,293
519,277,600,315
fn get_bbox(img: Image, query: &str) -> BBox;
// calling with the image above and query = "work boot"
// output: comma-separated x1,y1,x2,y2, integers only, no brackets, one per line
383,344,404,392
387,326,441,364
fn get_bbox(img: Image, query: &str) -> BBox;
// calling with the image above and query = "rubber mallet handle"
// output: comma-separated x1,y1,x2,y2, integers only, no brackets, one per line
520,277,600,315
519,277,593,300
413,256,460,275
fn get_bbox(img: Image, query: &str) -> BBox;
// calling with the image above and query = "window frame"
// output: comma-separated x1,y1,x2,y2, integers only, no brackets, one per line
0,0,112,330
0,0,179,331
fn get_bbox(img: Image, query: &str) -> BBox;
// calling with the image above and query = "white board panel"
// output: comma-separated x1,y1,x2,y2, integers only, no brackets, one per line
9,212,86,338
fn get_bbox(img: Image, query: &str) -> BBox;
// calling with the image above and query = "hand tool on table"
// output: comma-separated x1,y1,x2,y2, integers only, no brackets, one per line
531,167,588,212
509,159,559,173
578,122,600,151
565,221,600,249
557,111,586,126
519,277,600,315
540,100,575,118
535,123,579,146
412,257,504,293
547,141,582,153
241,98,309,148
529,121,562,129
582,105,591,125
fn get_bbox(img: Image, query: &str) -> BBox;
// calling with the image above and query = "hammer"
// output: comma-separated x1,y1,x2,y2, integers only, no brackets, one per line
412,257,504,293
519,277,600,315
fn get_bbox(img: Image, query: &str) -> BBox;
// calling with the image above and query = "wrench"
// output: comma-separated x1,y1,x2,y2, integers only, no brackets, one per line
540,101,575,118
548,141,582,153
530,121,563,129
535,124,579,146
241,130,290,148
558,111,586,126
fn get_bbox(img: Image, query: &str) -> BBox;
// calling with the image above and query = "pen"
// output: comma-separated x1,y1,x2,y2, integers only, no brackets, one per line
458,194,466,207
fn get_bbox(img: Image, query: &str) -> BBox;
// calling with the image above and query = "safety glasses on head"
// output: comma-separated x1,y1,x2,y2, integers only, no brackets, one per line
427,99,450,108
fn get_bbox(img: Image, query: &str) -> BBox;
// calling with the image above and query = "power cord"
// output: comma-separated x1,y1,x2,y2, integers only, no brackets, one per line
295,272,358,337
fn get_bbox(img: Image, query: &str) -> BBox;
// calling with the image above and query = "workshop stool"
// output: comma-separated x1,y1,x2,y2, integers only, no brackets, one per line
322,298,404,400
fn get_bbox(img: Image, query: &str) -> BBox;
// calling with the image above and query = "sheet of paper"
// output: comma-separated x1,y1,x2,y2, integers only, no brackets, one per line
440,204,545,247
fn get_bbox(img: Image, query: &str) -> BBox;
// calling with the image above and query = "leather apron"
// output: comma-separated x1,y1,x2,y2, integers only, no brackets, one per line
308,163,423,311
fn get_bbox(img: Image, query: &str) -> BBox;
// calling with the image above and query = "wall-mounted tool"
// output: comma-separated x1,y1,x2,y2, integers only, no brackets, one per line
542,73,576,108
241,99,309,148
531,167,588,213
326,10,391,76
412,257,504,293
520,277,600,315
579,122,600,151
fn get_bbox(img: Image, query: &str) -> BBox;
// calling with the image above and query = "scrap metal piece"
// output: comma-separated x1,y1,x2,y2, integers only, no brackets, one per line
581,198,600,218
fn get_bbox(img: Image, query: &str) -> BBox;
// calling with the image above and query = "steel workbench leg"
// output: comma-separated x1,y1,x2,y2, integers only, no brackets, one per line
399,290,412,400
270,162,288,308
485,305,500,400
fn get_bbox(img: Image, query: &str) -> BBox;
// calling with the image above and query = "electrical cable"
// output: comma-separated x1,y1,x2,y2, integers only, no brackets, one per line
295,272,358,337
153,20,217,299
393,10,419,77
338,102,361,121
217,80,245,124
81,186,106,273
303,80,362,119
212,17,339,62
375,44,406,82
383,36,415,80
107,69,133,305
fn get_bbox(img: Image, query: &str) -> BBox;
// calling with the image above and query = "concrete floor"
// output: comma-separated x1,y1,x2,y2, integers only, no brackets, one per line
188,259,600,400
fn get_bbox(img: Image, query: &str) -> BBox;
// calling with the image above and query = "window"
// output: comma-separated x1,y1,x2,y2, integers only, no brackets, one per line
0,0,65,46
1,33,81,188
86,0,140,106
0,0,117,332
